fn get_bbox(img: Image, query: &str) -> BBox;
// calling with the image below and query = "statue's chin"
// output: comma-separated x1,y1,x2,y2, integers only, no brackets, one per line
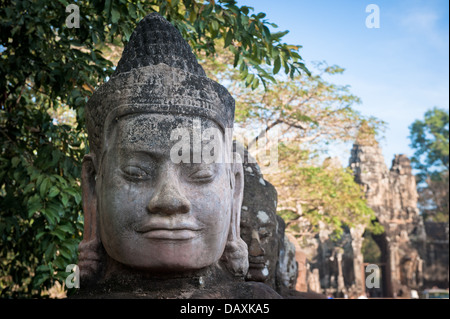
103,237,224,275
109,255,216,275
246,267,269,283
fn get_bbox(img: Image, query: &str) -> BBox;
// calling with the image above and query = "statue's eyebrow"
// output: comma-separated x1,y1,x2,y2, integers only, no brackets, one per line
117,148,165,161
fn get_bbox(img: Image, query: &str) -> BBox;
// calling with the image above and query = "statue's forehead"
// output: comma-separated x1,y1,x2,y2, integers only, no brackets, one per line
107,113,223,153
118,113,194,131
241,213,277,230
115,113,220,137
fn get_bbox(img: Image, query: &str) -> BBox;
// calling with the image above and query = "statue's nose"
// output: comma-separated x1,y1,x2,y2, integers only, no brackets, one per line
147,167,191,215
248,230,265,257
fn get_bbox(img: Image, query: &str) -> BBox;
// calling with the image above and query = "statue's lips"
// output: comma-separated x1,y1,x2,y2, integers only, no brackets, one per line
136,223,202,240
249,256,266,269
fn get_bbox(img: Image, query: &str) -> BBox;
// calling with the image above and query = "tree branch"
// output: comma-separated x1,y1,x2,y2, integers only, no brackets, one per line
248,119,281,149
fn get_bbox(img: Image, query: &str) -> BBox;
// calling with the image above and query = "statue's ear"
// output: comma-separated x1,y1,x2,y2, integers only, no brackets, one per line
220,155,249,277
81,154,98,242
230,154,244,241
78,154,103,284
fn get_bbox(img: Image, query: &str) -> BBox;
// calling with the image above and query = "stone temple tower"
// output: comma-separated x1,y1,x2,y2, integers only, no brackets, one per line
349,140,426,297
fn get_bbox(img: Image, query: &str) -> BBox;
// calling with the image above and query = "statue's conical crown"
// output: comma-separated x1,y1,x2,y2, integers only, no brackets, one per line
113,12,206,77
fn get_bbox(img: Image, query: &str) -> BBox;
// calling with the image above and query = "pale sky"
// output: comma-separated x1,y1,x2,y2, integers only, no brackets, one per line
237,0,449,168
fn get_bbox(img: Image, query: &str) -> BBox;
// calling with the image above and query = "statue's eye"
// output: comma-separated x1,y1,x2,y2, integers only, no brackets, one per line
259,230,271,240
121,166,149,180
188,169,214,182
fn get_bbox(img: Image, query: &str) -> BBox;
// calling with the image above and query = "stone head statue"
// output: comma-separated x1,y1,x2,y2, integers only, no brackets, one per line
239,147,307,298
239,149,280,287
275,217,299,291
78,13,249,288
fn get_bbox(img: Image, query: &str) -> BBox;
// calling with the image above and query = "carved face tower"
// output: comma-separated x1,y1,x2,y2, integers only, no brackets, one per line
79,13,246,278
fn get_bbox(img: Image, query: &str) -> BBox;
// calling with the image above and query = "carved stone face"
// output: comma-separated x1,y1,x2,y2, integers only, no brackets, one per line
96,113,232,272
240,208,278,283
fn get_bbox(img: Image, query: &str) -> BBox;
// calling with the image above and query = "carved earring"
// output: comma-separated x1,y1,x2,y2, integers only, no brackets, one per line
221,237,249,277
220,160,249,277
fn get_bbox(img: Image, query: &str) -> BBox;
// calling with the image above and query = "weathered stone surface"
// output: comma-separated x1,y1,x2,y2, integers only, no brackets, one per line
277,231,299,290
113,13,206,78
76,13,281,299
73,262,281,299
288,233,308,292
349,143,391,210
349,146,427,297
423,221,449,288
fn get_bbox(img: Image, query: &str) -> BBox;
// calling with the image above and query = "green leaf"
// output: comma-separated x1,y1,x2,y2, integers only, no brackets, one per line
53,257,66,270
40,177,50,198
283,58,289,74
65,188,82,205
28,203,42,218
74,192,81,205
202,3,214,16
36,231,47,241
122,25,132,42
128,3,137,19
271,30,289,40
61,193,69,207
27,197,42,218
224,29,233,48
11,25,21,36
65,188,79,198
252,77,260,90
246,73,255,86
262,25,271,40
256,12,266,19
233,51,240,68
32,274,49,290
36,264,49,273
111,8,120,23
58,224,74,233
50,229,66,241
273,56,281,75
211,20,219,32
42,206,59,225
58,246,73,260
48,186,60,198
11,157,20,168
44,243,56,261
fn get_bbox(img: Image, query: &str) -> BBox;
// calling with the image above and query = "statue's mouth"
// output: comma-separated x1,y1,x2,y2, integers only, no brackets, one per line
137,222,202,240
248,256,266,269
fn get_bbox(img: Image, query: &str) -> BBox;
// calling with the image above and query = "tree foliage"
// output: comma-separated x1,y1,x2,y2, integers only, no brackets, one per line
201,48,384,240
409,107,449,222
409,107,449,173
202,51,384,149
362,232,382,264
274,144,379,239
0,0,307,297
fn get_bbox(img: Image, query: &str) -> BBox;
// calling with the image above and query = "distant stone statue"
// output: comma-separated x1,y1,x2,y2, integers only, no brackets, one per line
76,13,280,299
275,216,300,291
239,148,280,288
239,146,325,299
